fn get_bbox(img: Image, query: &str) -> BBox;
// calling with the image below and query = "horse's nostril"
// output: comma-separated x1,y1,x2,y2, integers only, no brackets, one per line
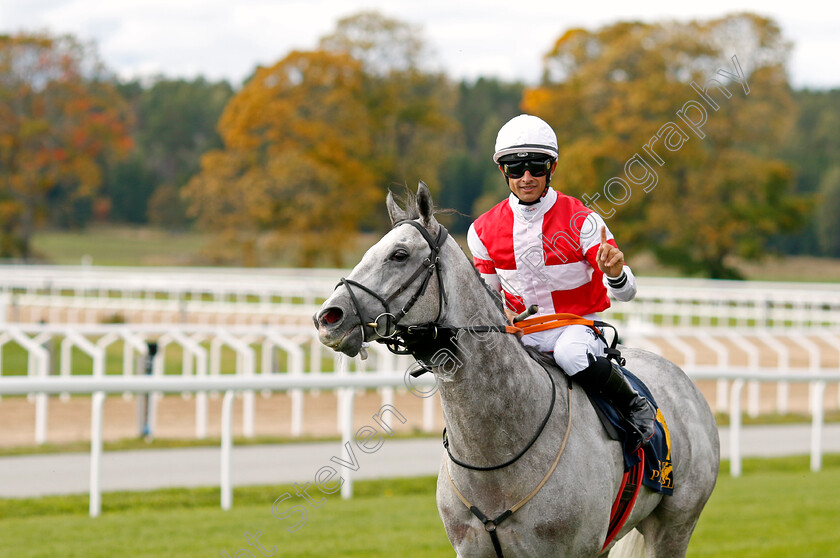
321,308,343,326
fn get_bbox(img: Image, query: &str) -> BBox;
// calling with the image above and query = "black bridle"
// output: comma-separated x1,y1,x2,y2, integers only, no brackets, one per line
336,219,449,355
336,217,556,472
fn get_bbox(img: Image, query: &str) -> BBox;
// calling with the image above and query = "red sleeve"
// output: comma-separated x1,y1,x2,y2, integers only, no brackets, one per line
584,240,616,272
473,257,496,275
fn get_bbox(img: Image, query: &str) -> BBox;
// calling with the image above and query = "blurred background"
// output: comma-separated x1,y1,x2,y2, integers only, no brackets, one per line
0,2,838,279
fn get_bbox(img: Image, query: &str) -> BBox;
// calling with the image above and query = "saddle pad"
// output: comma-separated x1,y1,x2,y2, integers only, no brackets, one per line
586,369,674,496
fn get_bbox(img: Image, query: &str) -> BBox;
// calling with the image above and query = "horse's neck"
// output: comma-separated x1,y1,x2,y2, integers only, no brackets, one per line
435,241,555,464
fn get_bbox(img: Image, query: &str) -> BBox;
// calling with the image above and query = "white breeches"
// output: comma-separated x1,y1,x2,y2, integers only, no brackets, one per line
521,322,606,375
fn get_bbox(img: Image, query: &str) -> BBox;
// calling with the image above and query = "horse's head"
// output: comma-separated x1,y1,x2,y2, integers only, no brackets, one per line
314,182,447,357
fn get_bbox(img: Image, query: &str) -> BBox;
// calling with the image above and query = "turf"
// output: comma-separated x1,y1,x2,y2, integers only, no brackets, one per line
1,457,839,557
691,456,840,557
31,226,210,267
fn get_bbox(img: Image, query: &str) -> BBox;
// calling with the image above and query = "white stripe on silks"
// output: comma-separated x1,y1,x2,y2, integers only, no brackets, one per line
497,268,524,300
579,212,608,253
466,224,491,261
499,261,592,314
503,206,595,315
511,211,550,311
541,261,592,291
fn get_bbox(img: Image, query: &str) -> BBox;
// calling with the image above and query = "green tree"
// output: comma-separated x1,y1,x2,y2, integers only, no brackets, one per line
0,32,132,258
816,165,840,256
773,89,840,254
102,77,232,227
439,78,524,231
524,13,808,278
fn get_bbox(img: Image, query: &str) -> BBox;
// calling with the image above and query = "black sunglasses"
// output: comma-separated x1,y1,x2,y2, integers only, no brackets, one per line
502,158,552,179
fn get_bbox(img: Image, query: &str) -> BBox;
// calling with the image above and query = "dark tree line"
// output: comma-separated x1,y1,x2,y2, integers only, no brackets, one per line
101,78,234,229
774,89,840,256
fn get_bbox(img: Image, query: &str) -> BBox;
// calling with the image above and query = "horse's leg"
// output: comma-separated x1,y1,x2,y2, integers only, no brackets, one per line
618,349,719,558
633,440,715,558
635,498,706,557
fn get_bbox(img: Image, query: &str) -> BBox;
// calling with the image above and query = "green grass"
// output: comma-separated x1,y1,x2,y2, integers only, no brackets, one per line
1,456,838,557
31,226,211,267
29,225,378,268
0,477,449,558
0,434,340,458
713,411,840,427
691,455,840,557
1,337,296,377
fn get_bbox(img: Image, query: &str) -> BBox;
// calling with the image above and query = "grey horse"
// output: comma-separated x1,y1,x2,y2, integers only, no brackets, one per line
314,183,719,557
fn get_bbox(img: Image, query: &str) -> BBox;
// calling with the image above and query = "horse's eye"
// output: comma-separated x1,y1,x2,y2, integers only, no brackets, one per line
390,249,409,262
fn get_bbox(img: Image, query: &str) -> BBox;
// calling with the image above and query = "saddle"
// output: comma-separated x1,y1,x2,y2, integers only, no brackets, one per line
525,346,674,496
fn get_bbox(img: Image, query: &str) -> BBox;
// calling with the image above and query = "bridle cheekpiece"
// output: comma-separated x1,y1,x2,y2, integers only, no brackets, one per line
336,219,449,356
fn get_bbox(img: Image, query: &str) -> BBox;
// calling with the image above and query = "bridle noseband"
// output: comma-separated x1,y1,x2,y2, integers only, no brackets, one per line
336,219,449,355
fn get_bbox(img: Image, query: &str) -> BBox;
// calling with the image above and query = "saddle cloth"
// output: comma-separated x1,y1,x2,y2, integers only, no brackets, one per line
586,368,674,496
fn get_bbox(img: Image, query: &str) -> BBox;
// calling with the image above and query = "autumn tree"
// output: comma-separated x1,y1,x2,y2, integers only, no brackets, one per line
183,50,380,266
0,32,132,258
319,11,458,227
524,13,808,278
184,12,459,266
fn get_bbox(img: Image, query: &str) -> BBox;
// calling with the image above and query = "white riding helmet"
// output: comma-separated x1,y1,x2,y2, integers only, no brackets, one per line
493,114,559,164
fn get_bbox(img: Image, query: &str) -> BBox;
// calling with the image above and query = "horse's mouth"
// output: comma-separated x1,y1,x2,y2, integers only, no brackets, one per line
318,325,363,358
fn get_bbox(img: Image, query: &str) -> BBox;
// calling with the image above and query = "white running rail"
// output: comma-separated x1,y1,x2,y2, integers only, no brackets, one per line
1,266,839,328
0,369,837,517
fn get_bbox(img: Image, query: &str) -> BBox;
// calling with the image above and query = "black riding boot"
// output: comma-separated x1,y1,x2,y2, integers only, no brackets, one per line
574,356,656,447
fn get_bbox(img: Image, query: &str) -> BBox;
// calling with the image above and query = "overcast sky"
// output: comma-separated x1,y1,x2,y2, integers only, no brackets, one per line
1,0,837,89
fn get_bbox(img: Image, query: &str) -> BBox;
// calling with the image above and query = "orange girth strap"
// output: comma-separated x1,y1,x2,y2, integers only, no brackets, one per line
511,313,601,336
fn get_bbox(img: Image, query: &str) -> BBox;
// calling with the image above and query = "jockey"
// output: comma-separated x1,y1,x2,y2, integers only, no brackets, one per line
467,114,656,445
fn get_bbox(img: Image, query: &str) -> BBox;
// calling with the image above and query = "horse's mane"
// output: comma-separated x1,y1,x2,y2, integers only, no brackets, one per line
391,186,507,320
468,258,507,317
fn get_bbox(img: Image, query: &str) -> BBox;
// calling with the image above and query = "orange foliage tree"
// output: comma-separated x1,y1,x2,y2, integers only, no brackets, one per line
524,13,808,278
0,32,132,258
183,51,380,266
185,12,458,266
319,11,458,200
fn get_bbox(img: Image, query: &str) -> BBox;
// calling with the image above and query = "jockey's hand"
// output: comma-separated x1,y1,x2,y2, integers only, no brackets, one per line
597,225,626,278
504,308,524,338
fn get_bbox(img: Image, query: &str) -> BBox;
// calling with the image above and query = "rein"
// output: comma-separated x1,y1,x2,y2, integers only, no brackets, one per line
442,358,557,471
335,218,619,361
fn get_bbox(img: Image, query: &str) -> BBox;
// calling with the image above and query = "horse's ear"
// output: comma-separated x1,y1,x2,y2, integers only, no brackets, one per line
416,181,437,228
386,190,407,226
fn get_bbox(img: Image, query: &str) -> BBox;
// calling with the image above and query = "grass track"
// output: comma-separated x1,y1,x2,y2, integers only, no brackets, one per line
1,456,839,557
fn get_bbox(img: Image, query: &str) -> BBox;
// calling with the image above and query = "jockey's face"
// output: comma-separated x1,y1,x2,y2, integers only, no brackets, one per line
500,161,556,203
